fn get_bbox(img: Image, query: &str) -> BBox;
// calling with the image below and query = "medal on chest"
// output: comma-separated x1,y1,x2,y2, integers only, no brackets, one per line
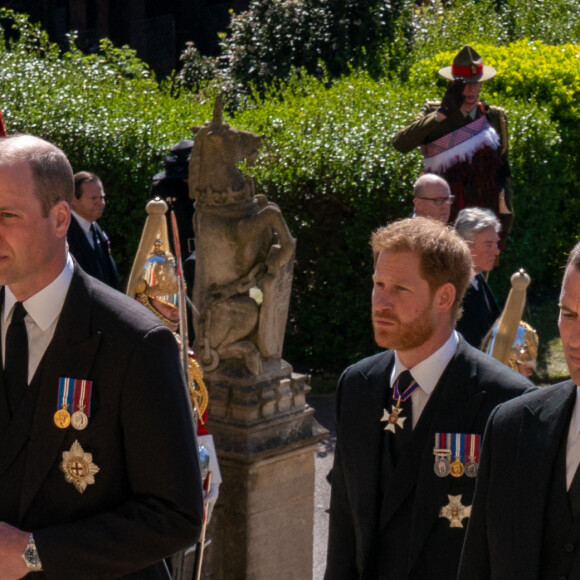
380,373,418,434
55,377,94,430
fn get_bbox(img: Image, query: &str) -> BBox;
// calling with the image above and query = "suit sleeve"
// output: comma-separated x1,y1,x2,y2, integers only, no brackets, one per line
457,405,500,580
324,372,359,579
34,326,203,579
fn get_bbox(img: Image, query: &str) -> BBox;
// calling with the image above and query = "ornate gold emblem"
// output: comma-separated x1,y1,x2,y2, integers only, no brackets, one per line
439,494,471,528
60,440,100,493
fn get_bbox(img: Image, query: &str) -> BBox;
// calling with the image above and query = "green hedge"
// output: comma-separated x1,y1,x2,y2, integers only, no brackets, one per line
0,10,215,278
1,10,579,374
234,61,568,370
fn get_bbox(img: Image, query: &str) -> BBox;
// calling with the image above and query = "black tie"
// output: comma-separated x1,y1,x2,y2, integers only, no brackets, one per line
391,370,415,462
4,302,29,414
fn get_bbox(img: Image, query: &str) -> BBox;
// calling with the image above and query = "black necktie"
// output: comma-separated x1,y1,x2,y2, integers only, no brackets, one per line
4,302,29,414
390,370,415,463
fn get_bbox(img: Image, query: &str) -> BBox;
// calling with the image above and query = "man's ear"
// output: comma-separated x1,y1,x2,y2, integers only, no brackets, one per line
52,201,71,239
434,282,456,313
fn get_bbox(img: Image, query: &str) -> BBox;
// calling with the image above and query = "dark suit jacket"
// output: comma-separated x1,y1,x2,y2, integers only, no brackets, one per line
458,381,576,580
324,337,533,580
0,267,203,579
456,274,501,349
67,215,120,289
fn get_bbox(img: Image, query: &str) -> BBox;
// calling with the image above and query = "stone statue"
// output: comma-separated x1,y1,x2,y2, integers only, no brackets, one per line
190,97,296,375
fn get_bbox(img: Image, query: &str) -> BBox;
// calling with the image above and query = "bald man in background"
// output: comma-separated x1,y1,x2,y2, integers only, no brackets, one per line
412,174,453,223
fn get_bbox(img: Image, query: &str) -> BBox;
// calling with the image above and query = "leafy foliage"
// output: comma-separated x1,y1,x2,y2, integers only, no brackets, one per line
1,6,579,376
0,9,215,279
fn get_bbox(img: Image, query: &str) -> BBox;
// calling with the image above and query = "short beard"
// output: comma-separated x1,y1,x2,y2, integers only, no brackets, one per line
372,302,436,351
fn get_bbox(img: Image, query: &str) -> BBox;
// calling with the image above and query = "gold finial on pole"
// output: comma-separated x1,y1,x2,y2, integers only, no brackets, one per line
486,269,530,365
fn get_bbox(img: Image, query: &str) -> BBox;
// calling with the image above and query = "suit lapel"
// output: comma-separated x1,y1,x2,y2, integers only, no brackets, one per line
0,288,10,436
379,340,486,559
16,270,102,521
513,381,576,576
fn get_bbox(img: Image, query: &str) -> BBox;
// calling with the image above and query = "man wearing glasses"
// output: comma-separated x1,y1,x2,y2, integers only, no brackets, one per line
393,45,512,247
412,174,454,223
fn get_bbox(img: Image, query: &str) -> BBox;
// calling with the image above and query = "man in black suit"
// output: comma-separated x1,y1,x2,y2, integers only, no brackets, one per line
454,207,502,348
458,241,580,579
67,171,120,289
0,134,202,579
324,217,532,580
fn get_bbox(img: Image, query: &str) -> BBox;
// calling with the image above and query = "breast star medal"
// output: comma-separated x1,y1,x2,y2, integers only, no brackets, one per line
60,440,100,494
439,494,472,528
381,397,406,433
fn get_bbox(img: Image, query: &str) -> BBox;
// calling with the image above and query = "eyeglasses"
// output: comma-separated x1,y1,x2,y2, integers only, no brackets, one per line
415,195,455,206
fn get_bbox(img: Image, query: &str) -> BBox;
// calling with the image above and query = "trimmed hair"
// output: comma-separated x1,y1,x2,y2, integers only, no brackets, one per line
74,171,101,200
413,174,451,198
371,217,472,319
454,207,501,242
0,134,73,216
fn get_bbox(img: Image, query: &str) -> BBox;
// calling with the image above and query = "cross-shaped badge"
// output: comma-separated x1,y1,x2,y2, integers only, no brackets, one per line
380,399,406,433
439,494,471,528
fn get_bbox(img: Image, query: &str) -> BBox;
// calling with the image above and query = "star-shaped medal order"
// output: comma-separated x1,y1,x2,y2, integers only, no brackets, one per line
381,398,406,433
60,440,100,494
439,494,471,528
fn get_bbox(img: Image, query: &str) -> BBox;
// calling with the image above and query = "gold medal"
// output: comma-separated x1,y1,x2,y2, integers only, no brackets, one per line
450,457,465,478
54,408,71,429
71,410,89,431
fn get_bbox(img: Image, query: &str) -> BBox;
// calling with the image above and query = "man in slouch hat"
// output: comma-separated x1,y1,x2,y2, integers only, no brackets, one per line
393,45,513,247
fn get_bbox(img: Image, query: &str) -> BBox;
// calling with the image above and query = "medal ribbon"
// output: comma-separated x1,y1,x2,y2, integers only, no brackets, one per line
435,433,481,462
467,433,481,462
452,433,464,462
392,374,419,402
72,379,93,417
57,377,74,412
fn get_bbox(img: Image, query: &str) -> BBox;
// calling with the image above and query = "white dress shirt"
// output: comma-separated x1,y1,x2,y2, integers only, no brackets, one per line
2,254,74,383
390,331,459,428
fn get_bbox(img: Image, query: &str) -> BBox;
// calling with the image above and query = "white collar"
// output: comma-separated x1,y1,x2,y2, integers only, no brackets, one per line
71,210,94,237
3,254,74,331
391,331,459,394
461,108,478,121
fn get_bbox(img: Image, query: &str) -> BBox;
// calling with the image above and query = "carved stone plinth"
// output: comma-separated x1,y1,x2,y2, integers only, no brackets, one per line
201,360,326,580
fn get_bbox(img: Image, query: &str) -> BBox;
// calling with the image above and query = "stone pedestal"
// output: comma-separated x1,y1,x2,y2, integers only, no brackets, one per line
200,361,326,580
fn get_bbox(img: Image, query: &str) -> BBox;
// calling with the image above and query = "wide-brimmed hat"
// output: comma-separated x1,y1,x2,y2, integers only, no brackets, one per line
152,139,194,181
438,45,496,83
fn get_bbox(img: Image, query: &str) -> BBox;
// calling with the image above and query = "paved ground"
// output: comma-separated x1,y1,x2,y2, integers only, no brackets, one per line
309,393,336,580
